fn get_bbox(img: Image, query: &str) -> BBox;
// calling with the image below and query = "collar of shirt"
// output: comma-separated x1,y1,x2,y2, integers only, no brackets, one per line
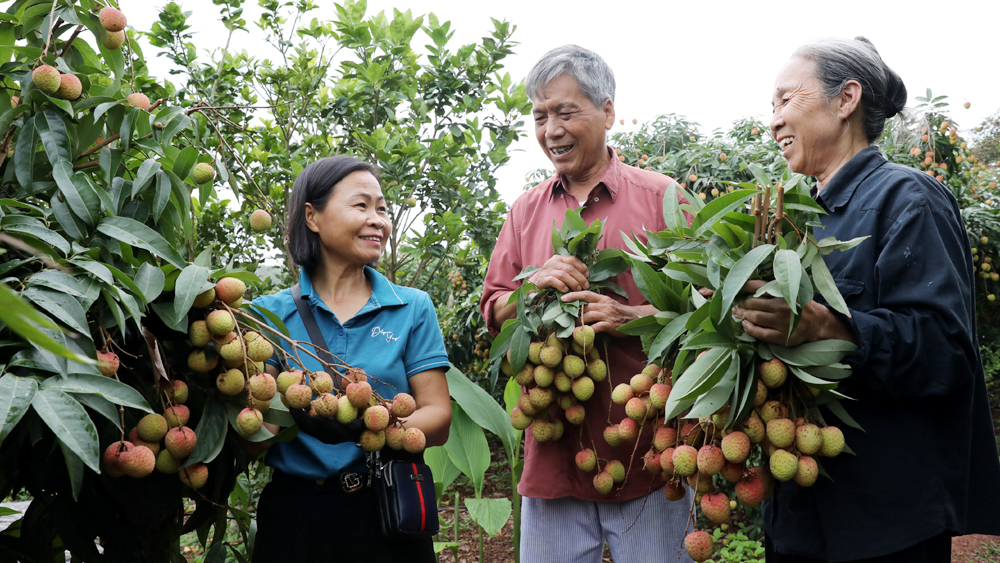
811,145,886,212
547,145,620,204
297,265,408,321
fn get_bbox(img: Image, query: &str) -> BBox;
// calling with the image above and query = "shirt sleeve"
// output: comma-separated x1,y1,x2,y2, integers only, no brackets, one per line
842,194,978,400
480,208,522,336
403,291,451,377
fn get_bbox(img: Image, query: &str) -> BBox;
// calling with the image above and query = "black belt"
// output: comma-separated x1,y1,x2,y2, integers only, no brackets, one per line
268,468,368,494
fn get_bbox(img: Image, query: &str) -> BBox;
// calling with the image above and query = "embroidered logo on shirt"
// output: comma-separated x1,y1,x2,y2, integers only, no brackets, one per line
371,327,401,343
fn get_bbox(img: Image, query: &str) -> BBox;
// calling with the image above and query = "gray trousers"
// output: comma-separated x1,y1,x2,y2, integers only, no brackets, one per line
520,487,696,563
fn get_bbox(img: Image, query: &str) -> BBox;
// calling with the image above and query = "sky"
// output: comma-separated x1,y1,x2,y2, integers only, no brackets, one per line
127,0,1000,204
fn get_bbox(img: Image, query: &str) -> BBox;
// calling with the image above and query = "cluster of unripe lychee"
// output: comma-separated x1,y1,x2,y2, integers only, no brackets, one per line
667,357,846,562
447,271,468,297
101,379,209,489
277,367,426,454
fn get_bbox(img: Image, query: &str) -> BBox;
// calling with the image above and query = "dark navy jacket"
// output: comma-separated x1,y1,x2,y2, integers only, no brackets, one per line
764,146,1000,561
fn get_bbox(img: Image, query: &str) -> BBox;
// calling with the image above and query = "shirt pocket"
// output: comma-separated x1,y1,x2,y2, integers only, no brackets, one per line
833,278,866,310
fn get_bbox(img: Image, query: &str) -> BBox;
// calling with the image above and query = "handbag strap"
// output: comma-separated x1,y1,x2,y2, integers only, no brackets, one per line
290,283,337,371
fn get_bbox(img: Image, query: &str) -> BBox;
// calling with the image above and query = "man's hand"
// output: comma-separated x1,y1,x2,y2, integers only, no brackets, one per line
529,255,590,293
289,408,365,445
560,291,655,337
732,280,855,346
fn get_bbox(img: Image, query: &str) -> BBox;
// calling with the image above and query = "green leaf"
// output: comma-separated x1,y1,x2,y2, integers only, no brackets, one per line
22,286,89,335
14,113,37,190
0,375,38,444
466,497,512,537
248,303,290,339
2,216,71,256
96,216,186,268
171,146,199,181
787,365,839,390
629,259,677,312
508,324,530,376
152,171,171,221
173,265,211,324
816,236,869,255
718,244,775,324
27,269,88,299
187,394,229,464
31,388,100,473
618,315,662,336
685,362,737,419
35,109,72,164
663,183,687,232
443,403,490,496
773,249,802,316
691,189,758,237
73,393,122,432
647,312,692,363
0,285,90,363
134,263,166,303
425,445,462,495
823,399,864,431
811,256,851,317
768,339,857,366
131,159,161,198
445,366,516,461
40,374,152,413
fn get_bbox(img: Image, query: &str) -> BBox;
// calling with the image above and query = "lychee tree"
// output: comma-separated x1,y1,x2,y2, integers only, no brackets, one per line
0,2,281,561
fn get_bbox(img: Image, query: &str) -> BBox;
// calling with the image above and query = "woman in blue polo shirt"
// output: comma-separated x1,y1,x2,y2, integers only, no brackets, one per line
247,155,452,562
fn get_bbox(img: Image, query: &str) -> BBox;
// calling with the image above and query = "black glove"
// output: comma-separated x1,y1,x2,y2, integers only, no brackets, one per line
289,408,365,445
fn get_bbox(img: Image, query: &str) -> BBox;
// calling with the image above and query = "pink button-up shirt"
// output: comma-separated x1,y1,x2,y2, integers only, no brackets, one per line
481,148,687,501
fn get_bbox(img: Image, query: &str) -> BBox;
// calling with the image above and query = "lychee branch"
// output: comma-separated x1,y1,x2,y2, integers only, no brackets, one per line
59,25,85,58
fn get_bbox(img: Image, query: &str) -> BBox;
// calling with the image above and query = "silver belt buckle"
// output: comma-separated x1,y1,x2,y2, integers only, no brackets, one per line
341,472,363,493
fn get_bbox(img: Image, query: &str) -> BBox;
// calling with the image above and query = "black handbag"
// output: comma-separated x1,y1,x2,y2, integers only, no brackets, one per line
291,284,439,539
368,449,440,539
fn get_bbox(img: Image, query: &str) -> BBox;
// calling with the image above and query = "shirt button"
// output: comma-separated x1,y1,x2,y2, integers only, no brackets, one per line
594,197,600,202
338,329,344,336
560,194,564,198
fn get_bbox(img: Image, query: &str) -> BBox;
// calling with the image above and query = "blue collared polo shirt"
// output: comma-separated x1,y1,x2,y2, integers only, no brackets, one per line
251,266,450,479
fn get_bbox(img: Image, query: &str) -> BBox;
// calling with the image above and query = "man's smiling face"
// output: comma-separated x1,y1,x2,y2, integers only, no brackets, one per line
532,73,615,184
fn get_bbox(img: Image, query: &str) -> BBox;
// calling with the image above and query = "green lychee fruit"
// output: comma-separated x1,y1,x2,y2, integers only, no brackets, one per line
769,449,798,482
572,325,595,351
164,404,190,427
528,386,553,410
99,7,127,32
514,363,534,386
246,335,273,362
97,350,120,377
753,379,767,407
571,376,594,401
276,369,303,394
206,309,236,336
687,472,712,494
758,400,787,423
155,449,182,474
672,445,698,477
766,418,796,449
697,444,725,476
137,413,169,442
819,426,845,457
312,392,339,417
531,420,554,442
533,364,554,387
759,358,787,388
700,492,731,524
649,383,671,408
500,357,512,377
179,463,208,489
285,383,313,410
593,471,614,495
164,426,197,459
120,444,156,478
215,277,246,305
743,415,765,443
192,288,215,308
361,429,386,451
192,162,216,184
641,364,662,378
307,371,333,395
736,472,766,507
126,92,150,111
364,405,390,431
217,333,245,362
249,209,271,232
526,342,544,365
721,431,750,463
795,455,819,487
510,406,532,430
603,424,622,447
564,404,586,425
56,74,82,100
32,65,61,94
128,428,160,456
188,320,211,347
606,460,626,483
385,426,404,450
624,396,648,421
575,448,596,472
630,373,654,395
101,30,125,50
684,530,714,562
611,383,634,405
236,408,263,436
165,379,189,404
585,358,607,381
653,426,677,451
539,345,563,368
391,393,417,418
553,371,572,392
795,423,824,455
216,368,245,396
335,394,358,423
248,372,276,401
401,427,426,453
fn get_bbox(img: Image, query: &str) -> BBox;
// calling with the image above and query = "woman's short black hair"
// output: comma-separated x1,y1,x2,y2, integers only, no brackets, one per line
286,155,380,271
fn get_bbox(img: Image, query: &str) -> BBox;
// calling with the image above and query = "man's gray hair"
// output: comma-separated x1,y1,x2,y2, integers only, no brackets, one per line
525,45,615,108
794,36,907,143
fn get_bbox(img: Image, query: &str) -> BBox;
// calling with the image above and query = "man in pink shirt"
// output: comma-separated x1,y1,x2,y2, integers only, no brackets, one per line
481,45,693,563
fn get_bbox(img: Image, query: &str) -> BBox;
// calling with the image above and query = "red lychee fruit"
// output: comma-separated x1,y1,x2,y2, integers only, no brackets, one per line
312,392,339,418
576,448,597,472
663,480,687,501
101,29,125,50
603,424,622,447
179,463,208,489
97,350,120,377
192,288,215,308
276,369,303,394
248,372,277,401
697,444,725,476
735,473,766,507
126,92,150,111
700,492,731,524
510,406,532,430
99,7,127,32
719,460,745,483
249,209,271,232
57,74,82,100
401,427,426,454
611,383,634,405
629,373,654,395
652,426,676,451
617,417,639,442
285,383,313,410
572,376,595,400
385,426,405,450
593,471,614,495
364,405,390,431
624,396,648,421
119,445,156,478
721,430,750,463
215,277,246,306
649,383,671,409
659,447,676,478
102,441,133,477
164,405,190,428
164,426,197,459
216,368,246,396
643,450,662,473
684,530,714,562
391,392,417,418
795,455,819,487
564,404,586,425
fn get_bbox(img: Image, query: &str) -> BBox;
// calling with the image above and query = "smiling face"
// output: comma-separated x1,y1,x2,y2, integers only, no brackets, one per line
532,73,615,186
770,57,849,178
304,170,390,268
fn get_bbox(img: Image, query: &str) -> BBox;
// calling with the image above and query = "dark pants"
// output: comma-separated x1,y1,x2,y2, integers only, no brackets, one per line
252,470,436,563
764,531,952,563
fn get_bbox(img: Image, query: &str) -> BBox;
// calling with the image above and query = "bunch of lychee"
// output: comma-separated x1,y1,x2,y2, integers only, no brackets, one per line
31,64,83,100
101,379,209,489
276,366,426,453
97,6,127,50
